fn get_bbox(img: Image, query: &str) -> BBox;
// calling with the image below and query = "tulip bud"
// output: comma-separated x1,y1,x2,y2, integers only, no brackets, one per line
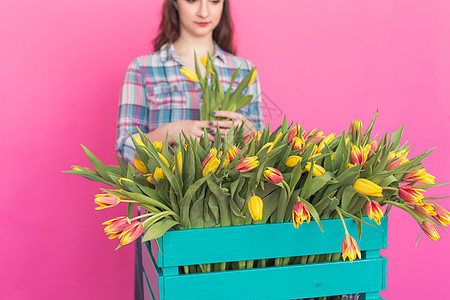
365,200,383,225
118,178,134,187
286,156,302,167
154,167,166,180
292,202,311,228
248,69,257,87
288,125,299,144
234,156,259,173
318,133,335,152
398,186,425,205
421,221,440,241
350,145,368,166
180,66,198,82
387,150,408,170
102,216,130,239
158,153,170,168
202,148,221,176
134,136,145,146
414,203,436,216
134,158,148,173
350,119,363,142
291,137,305,151
433,204,450,226
342,235,361,263
244,131,261,144
94,194,121,210
153,141,162,153
354,179,383,197
268,133,282,152
248,195,263,221
305,129,324,144
145,173,154,184
263,167,283,184
119,221,144,245
403,168,435,184
200,57,214,74
303,162,325,177
227,145,241,162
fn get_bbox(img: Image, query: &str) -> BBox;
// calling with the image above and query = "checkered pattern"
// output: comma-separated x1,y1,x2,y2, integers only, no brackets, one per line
116,43,264,163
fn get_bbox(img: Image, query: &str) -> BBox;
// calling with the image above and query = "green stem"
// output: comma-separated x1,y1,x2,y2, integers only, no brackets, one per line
129,213,153,221
335,206,349,235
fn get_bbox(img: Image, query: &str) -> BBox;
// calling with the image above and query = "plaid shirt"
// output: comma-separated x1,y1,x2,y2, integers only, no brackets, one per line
115,43,264,163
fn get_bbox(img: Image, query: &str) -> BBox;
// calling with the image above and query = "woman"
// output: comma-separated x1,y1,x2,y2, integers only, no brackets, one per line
115,1,264,298
116,0,264,164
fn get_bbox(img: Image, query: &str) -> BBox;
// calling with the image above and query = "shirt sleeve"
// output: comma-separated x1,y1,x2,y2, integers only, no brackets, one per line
115,58,149,164
238,61,265,132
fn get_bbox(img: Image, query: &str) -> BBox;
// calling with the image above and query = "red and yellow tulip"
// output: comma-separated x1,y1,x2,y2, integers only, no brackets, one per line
398,186,425,205
292,202,311,228
365,200,383,225
234,156,259,173
103,216,130,239
342,235,361,263
421,221,440,241
414,203,436,216
350,145,368,167
119,221,144,245
403,168,435,184
263,167,283,184
433,204,450,226
202,148,221,177
94,194,121,210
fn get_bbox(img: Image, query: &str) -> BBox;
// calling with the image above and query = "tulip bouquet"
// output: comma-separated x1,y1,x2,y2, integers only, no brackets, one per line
65,112,449,273
179,53,257,121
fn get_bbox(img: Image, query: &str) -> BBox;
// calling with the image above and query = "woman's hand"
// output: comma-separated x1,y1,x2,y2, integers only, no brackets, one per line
147,120,215,145
208,110,257,139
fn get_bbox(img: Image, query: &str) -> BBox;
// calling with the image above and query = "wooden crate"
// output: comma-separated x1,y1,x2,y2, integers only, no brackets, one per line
142,217,387,300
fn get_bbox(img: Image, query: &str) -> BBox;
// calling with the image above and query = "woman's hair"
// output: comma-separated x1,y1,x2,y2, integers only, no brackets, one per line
153,0,236,54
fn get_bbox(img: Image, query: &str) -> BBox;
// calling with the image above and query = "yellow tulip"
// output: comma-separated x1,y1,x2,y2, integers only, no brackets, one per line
153,141,162,153
248,69,257,87
200,57,214,74
134,158,147,173
180,66,198,82
354,178,383,197
154,167,166,180
248,195,263,221
158,153,170,167
285,156,302,167
303,162,325,177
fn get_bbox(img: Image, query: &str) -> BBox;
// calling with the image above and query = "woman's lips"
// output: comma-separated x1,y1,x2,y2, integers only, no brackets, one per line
195,22,210,27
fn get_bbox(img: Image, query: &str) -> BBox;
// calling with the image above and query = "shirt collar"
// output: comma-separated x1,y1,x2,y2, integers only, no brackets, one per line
160,43,227,65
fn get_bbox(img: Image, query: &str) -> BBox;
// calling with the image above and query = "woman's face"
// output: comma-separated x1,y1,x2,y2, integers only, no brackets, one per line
177,0,224,39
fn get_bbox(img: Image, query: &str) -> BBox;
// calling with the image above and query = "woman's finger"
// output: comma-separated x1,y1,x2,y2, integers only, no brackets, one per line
212,110,244,121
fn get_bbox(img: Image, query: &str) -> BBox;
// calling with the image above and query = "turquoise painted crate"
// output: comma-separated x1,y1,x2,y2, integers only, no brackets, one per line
142,216,387,300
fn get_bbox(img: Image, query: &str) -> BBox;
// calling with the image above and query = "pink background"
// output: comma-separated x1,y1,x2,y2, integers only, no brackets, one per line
1,0,449,299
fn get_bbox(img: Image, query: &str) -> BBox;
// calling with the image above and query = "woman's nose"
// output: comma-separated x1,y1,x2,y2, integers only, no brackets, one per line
197,1,210,18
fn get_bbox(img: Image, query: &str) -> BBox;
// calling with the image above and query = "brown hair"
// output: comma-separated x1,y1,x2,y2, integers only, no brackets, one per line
153,0,236,55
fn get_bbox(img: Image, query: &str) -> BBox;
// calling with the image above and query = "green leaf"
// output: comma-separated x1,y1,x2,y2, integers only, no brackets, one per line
141,219,180,242
303,172,335,199
81,144,113,182
389,125,405,150
180,174,211,227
